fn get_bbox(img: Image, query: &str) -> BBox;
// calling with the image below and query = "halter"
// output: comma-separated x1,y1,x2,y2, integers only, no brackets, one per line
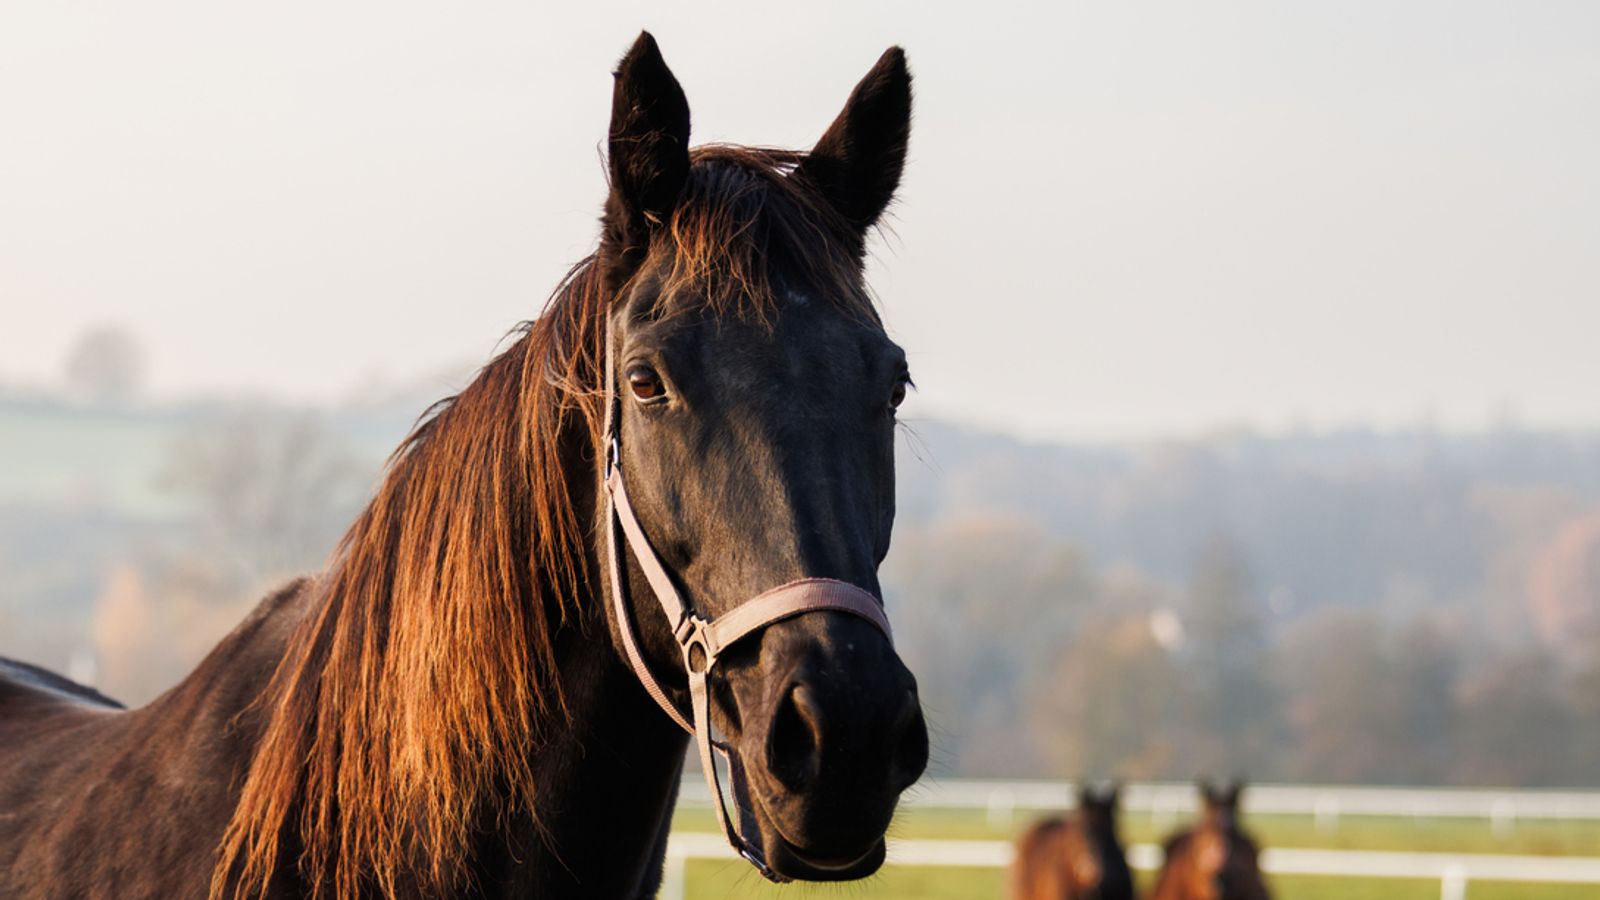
600,320,894,881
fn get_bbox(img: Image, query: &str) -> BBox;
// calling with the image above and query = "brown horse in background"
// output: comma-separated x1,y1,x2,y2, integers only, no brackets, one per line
1150,781,1271,900
1011,783,1134,900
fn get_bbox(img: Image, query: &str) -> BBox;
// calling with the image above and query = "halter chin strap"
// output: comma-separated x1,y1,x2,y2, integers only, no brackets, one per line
600,321,893,882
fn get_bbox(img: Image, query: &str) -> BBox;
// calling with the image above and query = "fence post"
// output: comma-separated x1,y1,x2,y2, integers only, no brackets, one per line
1490,798,1516,838
1151,788,1180,832
1314,795,1340,834
1440,864,1467,900
660,849,686,900
987,787,1016,830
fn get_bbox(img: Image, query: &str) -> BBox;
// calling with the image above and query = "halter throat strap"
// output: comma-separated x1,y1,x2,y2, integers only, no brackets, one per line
599,319,893,881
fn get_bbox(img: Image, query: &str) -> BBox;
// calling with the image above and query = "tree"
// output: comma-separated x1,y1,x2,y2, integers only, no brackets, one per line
1172,535,1284,779
1030,612,1186,779
154,412,374,587
62,325,146,406
1278,611,1459,783
1526,513,1600,666
1455,651,1580,786
883,516,1097,775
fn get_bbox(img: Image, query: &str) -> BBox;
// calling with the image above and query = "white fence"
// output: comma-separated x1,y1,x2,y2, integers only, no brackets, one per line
668,780,1600,899
681,777,1600,833
661,833,1600,900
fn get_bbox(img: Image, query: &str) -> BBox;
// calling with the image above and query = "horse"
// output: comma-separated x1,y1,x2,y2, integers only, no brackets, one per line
1010,782,1134,900
1149,781,1271,900
0,32,929,898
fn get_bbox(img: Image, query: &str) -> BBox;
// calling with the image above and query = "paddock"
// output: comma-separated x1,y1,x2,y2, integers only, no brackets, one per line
669,780,1600,899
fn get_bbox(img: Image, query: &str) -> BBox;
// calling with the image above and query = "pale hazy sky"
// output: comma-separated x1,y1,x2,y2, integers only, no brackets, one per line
2,2,1597,441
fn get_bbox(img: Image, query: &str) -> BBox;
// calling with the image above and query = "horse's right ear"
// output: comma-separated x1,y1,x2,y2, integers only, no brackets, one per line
1224,779,1247,808
601,31,691,293
1077,781,1097,808
1099,781,1123,807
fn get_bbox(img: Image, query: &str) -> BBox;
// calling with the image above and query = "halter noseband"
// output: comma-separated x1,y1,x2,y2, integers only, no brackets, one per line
600,321,894,882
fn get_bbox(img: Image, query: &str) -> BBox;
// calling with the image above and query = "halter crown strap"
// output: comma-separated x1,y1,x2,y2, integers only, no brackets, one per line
601,320,893,881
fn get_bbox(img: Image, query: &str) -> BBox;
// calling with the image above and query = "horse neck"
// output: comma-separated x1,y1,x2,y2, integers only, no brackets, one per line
208,336,693,897
471,609,691,896
463,430,692,896
354,403,692,895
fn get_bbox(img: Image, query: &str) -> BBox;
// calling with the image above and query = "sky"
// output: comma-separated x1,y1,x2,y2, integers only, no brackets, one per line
2,1,1597,442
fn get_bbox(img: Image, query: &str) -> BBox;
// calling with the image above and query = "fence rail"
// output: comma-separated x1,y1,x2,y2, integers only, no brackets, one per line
679,777,1600,830
661,832,1600,900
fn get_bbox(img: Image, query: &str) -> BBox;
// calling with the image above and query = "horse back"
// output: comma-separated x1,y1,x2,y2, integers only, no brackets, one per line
0,579,312,899
0,657,125,716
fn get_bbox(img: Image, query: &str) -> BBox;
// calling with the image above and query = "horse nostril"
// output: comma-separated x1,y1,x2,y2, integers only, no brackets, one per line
889,688,929,792
766,682,824,792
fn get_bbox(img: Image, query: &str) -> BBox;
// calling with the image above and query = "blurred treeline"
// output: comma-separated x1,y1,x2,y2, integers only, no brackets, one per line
889,422,1600,787
3,332,1599,787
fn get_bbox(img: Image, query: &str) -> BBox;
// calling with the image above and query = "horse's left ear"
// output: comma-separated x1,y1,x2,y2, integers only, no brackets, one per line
795,46,912,250
601,31,691,293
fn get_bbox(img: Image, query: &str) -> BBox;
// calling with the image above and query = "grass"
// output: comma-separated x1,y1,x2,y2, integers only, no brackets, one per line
681,861,1001,900
672,805,1600,857
670,805,1600,898
680,864,1600,900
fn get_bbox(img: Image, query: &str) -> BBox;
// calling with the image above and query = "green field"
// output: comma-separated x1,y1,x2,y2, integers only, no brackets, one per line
680,864,1600,900
670,805,1600,899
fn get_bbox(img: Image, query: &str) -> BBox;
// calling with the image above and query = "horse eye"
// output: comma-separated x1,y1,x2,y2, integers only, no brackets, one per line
627,366,664,401
888,376,911,411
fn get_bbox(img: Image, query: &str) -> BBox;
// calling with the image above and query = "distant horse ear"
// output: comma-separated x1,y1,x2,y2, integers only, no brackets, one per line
1077,781,1096,808
1225,779,1246,808
794,46,912,251
602,31,691,293
1100,781,1122,807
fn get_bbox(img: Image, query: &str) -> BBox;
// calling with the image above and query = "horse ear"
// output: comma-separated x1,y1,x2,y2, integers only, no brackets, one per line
1101,781,1122,808
795,46,912,250
602,31,691,292
1226,779,1246,808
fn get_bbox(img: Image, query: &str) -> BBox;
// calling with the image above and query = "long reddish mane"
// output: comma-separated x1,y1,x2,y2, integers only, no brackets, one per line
211,147,875,899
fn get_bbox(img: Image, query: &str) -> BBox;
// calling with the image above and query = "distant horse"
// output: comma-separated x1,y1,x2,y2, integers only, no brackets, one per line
1011,783,1134,900
0,32,929,898
1150,781,1271,900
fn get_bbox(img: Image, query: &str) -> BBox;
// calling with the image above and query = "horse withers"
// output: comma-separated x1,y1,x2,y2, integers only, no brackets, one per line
1150,781,1272,900
0,32,927,899
1011,782,1134,900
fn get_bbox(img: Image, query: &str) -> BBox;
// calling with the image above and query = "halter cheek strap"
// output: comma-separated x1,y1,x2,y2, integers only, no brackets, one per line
601,322,893,881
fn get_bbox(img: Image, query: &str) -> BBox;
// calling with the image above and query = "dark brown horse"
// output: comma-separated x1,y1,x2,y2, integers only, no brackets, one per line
1150,781,1271,900
1010,783,1134,900
0,33,928,898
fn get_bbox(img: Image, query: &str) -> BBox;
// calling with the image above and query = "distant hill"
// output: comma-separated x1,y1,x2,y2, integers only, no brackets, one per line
5,396,1600,783
894,419,1600,650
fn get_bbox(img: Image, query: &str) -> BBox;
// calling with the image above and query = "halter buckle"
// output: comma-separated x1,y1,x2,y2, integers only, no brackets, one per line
739,845,785,882
675,613,714,673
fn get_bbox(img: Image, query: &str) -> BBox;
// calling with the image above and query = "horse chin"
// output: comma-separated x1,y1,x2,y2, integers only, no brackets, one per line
744,789,890,881
762,828,886,882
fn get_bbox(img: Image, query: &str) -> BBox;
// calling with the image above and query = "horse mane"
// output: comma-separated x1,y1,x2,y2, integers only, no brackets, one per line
211,146,878,899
